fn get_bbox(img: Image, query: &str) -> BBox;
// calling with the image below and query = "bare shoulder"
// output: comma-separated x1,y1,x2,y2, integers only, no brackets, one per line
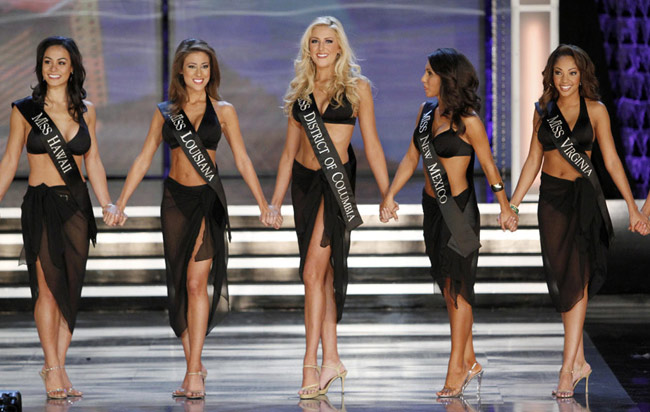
585,98,608,118
82,99,96,120
356,78,372,96
214,99,236,117
461,112,484,130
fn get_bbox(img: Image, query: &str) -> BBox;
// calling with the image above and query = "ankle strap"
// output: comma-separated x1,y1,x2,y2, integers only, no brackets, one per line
303,364,320,371
321,363,344,373
43,366,63,372
187,372,203,376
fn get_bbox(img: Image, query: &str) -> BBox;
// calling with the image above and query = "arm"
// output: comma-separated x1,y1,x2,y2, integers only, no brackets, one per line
0,107,28,204
82,102,118,224
269,116,302,228
219,102,272,226
114,110,164,223
642,191,650,217
357,80,390,197
464,115,517,231
592,101,648,232
510,110,544,206
379,104,426,223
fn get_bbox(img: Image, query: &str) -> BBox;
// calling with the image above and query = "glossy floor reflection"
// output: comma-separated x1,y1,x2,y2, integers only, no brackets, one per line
0,309,640,411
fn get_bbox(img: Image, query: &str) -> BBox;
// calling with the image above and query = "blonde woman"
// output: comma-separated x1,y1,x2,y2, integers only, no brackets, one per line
269,16,390,399
115,39,274,399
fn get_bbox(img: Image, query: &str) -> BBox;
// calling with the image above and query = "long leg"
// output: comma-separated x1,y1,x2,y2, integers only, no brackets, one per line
319,264,345,388
557,285,589,393
183,219,212,396
300,199,331,396
438,278,474,395
34,259,65,396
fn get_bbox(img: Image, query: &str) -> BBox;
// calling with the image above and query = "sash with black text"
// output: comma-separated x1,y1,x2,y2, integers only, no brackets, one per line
294,94,363,230
414,101,481,257
12,96,97,243
158,101,231,239
540,100,614,244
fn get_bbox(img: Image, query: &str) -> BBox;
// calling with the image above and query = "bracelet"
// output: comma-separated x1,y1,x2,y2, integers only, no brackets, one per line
102,203,115,211
490,182,504,192
510,204,519,215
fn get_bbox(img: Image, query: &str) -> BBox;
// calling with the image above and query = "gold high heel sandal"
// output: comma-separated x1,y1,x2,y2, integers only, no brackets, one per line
572,363,592,394
299,365,321,399
319,363,347,395
185,371,206,400
553,369,574,398
39,366,67,400
461,362,484,394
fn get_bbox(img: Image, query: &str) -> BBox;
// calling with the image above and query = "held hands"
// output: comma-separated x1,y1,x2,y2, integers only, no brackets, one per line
260,204,283,229
379,195,399,223
497,205,519,232
630,207,650,236
102,203,128,227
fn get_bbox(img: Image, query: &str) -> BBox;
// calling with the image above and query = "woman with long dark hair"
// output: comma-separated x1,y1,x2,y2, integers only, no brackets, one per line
510,44,648,397
115,38,274,399
269,16,390,399
380,48,517,398
0,36,118,399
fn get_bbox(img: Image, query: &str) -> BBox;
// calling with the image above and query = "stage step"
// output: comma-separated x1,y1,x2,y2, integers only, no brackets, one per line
0,204,548,311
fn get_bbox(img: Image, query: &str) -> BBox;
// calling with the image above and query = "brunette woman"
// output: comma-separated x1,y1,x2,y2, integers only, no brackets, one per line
115,38,274,399
380,48,518,398
510,44,648,397
0,36,118,399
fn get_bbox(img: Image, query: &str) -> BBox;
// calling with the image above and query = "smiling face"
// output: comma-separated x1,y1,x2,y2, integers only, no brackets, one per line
181,51,210,92
421,61,441,98
42,45,72,87
309,25,341,70
553,55,581,98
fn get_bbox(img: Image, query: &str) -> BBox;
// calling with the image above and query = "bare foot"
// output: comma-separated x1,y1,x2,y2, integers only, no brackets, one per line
61,367,83,397
436,365,467,397
298,365,320,398
40,366,66,399
554,369,574,398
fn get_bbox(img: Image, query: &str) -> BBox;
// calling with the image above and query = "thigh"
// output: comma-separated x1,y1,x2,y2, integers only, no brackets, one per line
303,198,331,277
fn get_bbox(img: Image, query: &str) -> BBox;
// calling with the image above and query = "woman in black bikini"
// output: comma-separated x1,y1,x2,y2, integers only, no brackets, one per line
381,48,517,398
0,36,118,399
115,38,274,399
269,16,390,399
510,44,648,397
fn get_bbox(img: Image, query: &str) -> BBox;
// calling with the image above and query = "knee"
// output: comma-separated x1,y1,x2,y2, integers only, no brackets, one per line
302,269,326,290
186,278,207,298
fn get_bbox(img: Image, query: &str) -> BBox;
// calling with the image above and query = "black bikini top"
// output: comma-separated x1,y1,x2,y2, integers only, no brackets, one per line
162,99,221,150
537,97,594,152
26,113,91,156
413,104,474,158
292,95,356,125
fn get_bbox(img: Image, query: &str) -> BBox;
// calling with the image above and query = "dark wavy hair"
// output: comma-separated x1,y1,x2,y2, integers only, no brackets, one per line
427,48,480,136
32,36,87,122
538,44,600,117
168,38,221,114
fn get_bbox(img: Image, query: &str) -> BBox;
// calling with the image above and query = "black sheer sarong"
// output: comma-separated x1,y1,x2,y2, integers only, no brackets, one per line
538,172,608,312
161,177,229,337
422,187,480,307
291,159,356,322
21,184,94,333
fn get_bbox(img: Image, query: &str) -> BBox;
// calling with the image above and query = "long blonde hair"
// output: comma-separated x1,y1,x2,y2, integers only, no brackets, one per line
283,16,367,114
168,38,221,114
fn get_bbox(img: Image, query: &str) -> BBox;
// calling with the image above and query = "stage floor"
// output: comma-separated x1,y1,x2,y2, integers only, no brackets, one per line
0,308,641,412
